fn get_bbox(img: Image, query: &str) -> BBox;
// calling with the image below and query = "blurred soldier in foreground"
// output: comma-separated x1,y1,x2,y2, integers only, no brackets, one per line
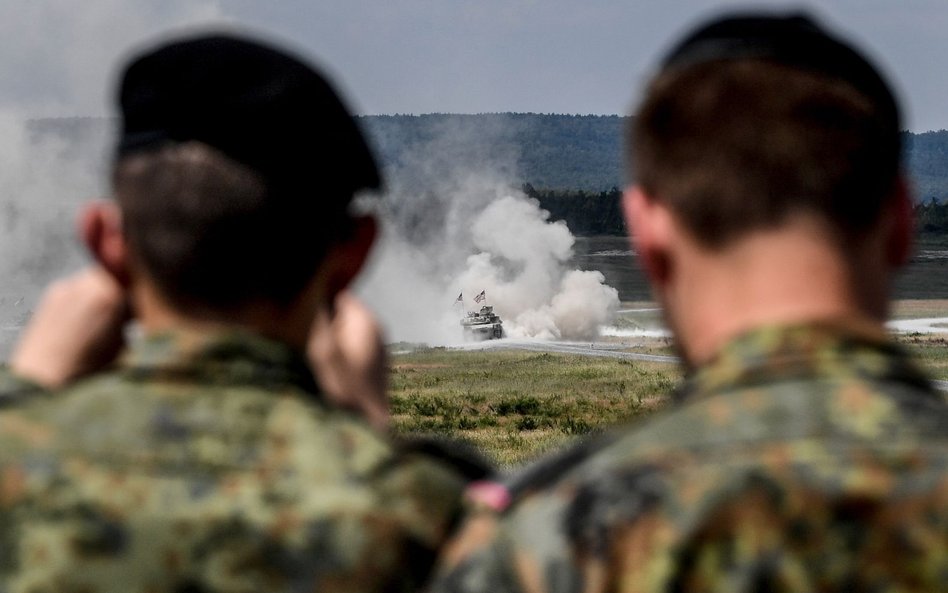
0,34,468,592
432,13,947,593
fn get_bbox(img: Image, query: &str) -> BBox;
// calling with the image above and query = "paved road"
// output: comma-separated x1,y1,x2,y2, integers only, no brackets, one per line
458,337,679,364
494,339,677,363
887,317,948,334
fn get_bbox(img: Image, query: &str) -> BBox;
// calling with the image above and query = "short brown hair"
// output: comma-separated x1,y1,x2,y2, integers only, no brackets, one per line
114,142,351,312
630,59,901,248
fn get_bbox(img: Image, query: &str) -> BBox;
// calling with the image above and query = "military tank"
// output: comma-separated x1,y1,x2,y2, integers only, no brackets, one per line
461,305,505,340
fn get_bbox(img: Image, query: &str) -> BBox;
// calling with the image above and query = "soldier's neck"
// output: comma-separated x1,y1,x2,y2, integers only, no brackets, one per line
666,225,889,368
130,278,317,353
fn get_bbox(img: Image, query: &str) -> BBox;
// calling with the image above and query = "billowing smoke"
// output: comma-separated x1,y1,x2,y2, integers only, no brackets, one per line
0,5,619,352
0,1,226,356
455,196,617,340
0,116,114,360
0,118,102,285
356,115,619,344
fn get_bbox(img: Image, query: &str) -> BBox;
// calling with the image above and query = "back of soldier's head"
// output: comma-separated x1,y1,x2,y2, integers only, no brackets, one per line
631,12,901,250
112,34,380,312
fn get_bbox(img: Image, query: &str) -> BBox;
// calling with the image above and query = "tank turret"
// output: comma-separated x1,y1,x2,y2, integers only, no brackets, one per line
460,305,505,340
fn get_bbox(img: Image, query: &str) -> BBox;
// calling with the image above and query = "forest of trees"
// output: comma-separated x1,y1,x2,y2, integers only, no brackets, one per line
904,130,948,202
527,186,948,239
914,198,948,236
524,185,625,236
360,113,625,190
361,113,948,201
360,114,948,238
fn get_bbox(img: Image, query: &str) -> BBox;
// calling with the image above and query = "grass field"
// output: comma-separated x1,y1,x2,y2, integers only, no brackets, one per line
899,333,948,380
392,300,948,467
390,348,678,466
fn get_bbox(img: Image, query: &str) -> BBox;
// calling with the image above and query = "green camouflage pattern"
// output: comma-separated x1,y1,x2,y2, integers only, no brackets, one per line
432,321,948,593
0,330,466,593
0,367,43,404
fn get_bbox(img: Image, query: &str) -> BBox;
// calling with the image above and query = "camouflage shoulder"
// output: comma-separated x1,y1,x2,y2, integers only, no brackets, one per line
321,433,471,592
429,513,528,593
428,451,615,593
368,433,473,540
502,428,622,503
445,428,623,517
426,431,628,593
0,364,48,406
395,435,496,482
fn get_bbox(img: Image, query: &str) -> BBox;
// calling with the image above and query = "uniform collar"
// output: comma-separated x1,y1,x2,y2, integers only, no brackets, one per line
678,318,932,404
118,328,322,395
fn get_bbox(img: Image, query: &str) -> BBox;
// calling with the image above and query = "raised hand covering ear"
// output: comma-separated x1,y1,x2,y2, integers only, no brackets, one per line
308,290,389,431
10,267,129,388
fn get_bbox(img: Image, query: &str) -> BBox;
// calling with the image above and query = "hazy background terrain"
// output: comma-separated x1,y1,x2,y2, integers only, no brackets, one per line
4,1,948,353
5,116,948,351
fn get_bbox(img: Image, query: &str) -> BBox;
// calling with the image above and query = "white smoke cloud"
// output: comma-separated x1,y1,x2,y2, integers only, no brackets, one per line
0,118,101,285
454,195,618,340
356,116,619,344
0,4,620,353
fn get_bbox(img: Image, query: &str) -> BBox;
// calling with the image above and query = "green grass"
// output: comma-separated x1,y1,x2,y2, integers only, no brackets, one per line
390,326,948,467
390,348,679,466
897,333,948,380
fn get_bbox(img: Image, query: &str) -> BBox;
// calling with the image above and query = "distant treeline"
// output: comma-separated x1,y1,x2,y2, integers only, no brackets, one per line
528,186,948,239
360,113,948,203
524,185,625,236
360,113,625,191
915,199,948,236
904,131,948,202
360,114,948,239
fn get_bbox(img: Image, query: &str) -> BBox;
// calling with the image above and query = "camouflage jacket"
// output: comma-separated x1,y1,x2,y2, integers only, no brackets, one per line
0,330,466,593
431,321,948,593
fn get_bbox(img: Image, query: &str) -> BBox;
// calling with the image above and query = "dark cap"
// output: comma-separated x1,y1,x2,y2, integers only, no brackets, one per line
116,33,380,198
660,12,900,132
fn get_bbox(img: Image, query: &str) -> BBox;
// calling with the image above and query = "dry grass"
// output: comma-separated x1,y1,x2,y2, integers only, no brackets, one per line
390,348,680,466
889,301,948,380
391,300,948,466
895,333,948,380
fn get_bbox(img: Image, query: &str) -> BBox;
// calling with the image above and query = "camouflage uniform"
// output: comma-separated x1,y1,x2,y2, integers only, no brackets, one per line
432,321,948,593
0,330,466,593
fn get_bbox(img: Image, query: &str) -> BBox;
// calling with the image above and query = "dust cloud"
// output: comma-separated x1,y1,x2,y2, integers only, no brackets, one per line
0,6,619,352
0,118,103,291
355,116,619,344
0,0,226,356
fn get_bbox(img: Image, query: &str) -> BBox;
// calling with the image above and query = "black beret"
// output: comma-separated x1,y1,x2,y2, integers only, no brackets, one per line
116,33,380,198
661,12,900,133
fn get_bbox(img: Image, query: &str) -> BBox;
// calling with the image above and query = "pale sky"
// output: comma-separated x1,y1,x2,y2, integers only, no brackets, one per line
2,0,947,131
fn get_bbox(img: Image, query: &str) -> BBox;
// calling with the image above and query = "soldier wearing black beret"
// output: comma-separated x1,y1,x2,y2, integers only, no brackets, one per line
0,33,471,592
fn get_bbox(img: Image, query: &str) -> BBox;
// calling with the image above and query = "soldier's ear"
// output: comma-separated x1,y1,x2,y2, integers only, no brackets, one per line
322,214,378,302
623,186,674,287
79,201,131,286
